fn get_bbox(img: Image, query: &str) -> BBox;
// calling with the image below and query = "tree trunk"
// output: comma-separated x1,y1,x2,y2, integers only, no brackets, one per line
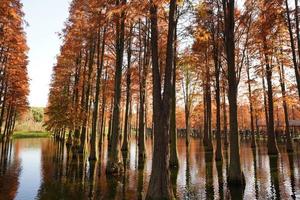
295,0,300,67
262,66,269,133
79,40,96,154
203,50,213,152
222,79,228,147
246,56,256,148
223,0,244,185
106,0,126,175
90,27,106,161
278,56,293,152
146,0,176,199
138,20,148,164
77,51,89,152
185,102,190,146
0,83,7,137
264,49,279,155
121,25,133,152
169,19,179,168
285,0,300,99
107,97,114,150
99,70,108,155
214,34,222,162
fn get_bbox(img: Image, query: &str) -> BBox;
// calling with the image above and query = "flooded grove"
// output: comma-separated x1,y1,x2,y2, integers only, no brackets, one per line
0,137,300,200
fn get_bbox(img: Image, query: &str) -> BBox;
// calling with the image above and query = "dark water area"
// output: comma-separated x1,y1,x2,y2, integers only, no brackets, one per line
0,137,300,200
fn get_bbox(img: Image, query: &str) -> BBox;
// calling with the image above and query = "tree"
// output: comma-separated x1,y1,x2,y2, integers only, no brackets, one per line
146,0,177,199
106,0,127,174
223,0,245,185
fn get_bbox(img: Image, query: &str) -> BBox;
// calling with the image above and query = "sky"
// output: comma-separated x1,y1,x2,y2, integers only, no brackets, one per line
22,0,71,107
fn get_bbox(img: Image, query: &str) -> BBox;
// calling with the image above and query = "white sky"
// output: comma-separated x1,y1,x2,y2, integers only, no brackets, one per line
22,0,70,107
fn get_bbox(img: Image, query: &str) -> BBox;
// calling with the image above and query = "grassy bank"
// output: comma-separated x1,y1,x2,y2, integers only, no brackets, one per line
13,131,51,139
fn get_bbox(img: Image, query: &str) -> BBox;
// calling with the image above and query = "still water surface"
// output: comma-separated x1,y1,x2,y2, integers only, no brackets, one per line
0,137,299,200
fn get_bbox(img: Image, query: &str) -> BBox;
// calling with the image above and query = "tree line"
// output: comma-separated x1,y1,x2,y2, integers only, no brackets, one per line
45,0,300,199
0,0,29,141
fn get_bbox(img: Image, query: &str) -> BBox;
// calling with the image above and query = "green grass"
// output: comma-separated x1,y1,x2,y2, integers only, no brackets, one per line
13,131,51,139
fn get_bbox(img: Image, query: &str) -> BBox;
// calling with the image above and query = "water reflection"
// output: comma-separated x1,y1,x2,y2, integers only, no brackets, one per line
269,155,280,199
216,158,223,200
204,151,214,200
0,138,299,199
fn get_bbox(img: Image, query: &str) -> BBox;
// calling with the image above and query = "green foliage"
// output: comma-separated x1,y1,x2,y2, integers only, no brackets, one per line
14,107,46,132
13,131,50,139
31,107,44,122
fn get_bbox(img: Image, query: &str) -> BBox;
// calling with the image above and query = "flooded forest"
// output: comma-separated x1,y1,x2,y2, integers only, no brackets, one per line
1,0,300,199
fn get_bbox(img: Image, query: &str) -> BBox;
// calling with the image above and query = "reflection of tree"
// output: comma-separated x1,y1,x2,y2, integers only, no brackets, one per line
184,145,193,199
122,150,129,200
216,160,223,200
269,155,280,199
0,139,20,200
137,160,145,200
288,154,296,199
36,140,86,199
170,167,179,198
252,148,258,200
228,145,245,199
205,151,214,200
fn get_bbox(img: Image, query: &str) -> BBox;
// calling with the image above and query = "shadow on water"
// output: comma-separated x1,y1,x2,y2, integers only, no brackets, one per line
0,138,300,199
205,151,214,200
137,155,145,200
252,147,259,200
216,158,223,200
184,145,191,199
228,183,245,200
0,138,12,175
288,153,296,199
0,139,19,200
269,155,280,199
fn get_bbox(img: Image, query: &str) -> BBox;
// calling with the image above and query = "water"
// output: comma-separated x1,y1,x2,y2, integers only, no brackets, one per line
0,137,299,200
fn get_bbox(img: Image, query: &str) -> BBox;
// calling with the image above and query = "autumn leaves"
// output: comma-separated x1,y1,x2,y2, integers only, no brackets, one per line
0,0,29,140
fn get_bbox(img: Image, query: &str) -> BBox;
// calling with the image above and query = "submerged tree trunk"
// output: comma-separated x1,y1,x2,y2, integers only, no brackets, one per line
169,21,179,168
146,0,176,199
223,0,244,185
106,0,126,175
184,75,191,147
213,31,222,162
138,19,149,164
121,25,133,152
264,49,279,155
90,27,106,161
